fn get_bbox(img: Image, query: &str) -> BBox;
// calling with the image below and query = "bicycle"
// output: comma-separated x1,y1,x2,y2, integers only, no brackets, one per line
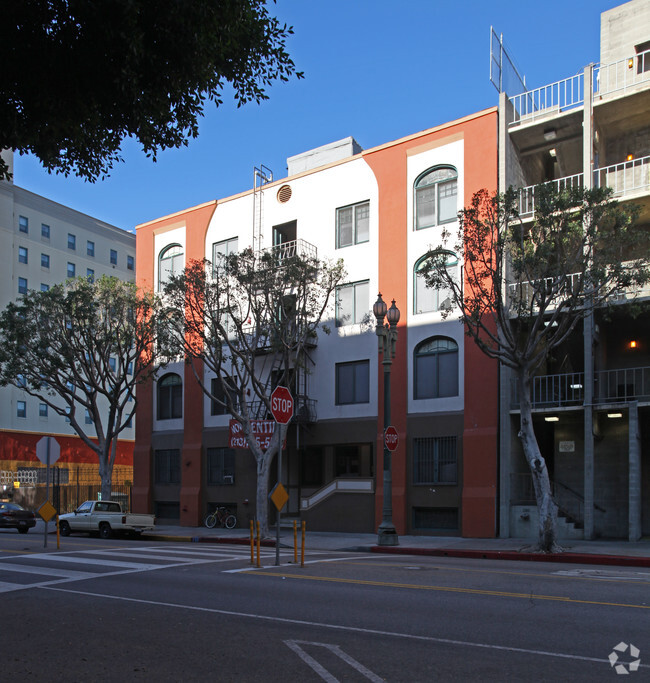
204,506,237,529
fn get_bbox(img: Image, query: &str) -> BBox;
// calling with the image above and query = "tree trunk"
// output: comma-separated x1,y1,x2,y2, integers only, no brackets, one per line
517,371,559,552
97,441,113,503
255,451,272,536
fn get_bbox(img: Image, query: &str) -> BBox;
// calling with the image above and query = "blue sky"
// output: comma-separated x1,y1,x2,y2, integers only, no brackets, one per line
13,0,621,231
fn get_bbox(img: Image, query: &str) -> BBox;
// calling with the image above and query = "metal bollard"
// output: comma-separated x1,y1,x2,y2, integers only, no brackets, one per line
301,521,306,568
256,520,261,568
250,520,254,565
293,520,298,564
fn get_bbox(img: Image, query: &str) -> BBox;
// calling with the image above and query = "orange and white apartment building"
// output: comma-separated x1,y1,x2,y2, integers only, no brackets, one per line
134,108,499,536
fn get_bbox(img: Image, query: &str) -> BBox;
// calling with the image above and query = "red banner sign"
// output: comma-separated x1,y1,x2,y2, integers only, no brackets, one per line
229,419,285,451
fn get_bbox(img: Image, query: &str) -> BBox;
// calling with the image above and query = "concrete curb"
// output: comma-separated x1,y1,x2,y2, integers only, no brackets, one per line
371,546,650,568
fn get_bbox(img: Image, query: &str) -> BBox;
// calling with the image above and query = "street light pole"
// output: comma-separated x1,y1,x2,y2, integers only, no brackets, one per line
373,293,400,546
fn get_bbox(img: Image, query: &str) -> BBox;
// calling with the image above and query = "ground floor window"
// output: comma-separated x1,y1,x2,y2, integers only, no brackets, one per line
412,507,458,531
154,449,180,484
300,447,324,487
154,501,180,519
413,436,457,484
207,447,235,485
335,444,361,477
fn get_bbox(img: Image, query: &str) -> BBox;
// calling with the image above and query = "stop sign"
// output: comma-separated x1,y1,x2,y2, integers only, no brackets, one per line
384,426,399,452
270,386,293,424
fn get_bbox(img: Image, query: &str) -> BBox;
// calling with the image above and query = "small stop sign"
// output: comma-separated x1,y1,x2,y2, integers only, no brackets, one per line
270,386,293,424
384,426,399,452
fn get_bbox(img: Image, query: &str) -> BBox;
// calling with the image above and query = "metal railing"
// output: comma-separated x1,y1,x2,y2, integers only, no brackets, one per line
595,48,650,98
261,239,317,261
511,366,650,408
517,173,584,216
509,72,584,125
510,372,585,409
507,272,581,312
595,366,650,403
508,48,650,126
300,477,374,511
593,155,650,197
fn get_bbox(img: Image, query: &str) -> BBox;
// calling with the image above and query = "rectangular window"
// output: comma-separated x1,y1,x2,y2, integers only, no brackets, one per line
207,447,236,485
300,447,323,486
39,403,48,418
335,444,361,477
86,268,94,282
413,436,457,484
18,247,28,264
335,360,369,405
109,357,116,373
212,237,238,272
17,401,26,418
154,449,181,484
67,262,76,278
68,233,76,250
19,216,28,233
110,249,117,265
18,277,27,294
87,240,95,257
336,280,369,326
336,201,369,248
41,253,50,269
412,507,459,531
127,255,134,271
41,223,50,239
85,409,93,425
41,283,49,292
210,377,238,415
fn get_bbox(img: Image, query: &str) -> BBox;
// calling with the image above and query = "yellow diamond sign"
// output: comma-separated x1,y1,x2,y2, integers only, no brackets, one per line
270,482,289,511
38,500,57,522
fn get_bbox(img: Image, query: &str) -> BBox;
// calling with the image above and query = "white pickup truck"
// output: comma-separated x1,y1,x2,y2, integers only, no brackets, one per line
58,500,155,539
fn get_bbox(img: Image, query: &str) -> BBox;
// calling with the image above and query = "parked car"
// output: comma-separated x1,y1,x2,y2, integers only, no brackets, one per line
0,502,37,533
59,500,155,539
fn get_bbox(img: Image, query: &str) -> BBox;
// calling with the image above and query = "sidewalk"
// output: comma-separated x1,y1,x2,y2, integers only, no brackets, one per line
141,524,650,568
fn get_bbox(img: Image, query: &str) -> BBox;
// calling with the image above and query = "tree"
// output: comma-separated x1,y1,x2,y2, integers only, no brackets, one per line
0,276,164,501
421,185,650,551
162,246,344,534
0,0,302,181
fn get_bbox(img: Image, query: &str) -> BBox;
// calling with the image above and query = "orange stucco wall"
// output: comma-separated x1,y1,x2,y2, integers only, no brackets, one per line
133,202,216,519
364,108,498,537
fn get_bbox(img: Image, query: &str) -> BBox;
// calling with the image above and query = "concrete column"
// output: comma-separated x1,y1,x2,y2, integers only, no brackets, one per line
582,64,595,540
629,402,641,542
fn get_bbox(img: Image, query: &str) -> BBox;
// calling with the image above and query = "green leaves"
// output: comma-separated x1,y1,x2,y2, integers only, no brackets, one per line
0,0,302,181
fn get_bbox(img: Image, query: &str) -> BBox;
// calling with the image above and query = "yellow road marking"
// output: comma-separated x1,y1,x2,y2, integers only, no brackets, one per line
344,560,650,586
249,571,650,610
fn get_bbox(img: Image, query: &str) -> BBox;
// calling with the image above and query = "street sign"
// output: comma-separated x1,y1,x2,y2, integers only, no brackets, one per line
38,500,57,523
270,482,289,511
270,386,293,424
36,436,60,465
384,426,399,452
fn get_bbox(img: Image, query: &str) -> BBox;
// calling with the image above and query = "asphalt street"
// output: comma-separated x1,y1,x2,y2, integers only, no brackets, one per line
1,530,648,681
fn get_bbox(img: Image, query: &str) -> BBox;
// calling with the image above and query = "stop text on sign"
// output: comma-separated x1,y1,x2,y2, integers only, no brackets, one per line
384,426,399,452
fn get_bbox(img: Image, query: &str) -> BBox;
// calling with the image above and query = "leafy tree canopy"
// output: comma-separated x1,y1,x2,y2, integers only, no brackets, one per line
0,0,302,181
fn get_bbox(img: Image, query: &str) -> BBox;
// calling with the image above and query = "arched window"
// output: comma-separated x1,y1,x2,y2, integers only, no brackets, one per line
414,337,458,399
158,373,182,419
158,244,184,290
414,252,458,314
414,166,458,230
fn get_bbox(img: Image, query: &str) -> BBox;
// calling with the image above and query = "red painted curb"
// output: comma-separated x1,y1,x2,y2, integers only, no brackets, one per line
370,546,650,568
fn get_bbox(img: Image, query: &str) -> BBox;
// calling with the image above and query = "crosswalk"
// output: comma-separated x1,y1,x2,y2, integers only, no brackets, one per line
0,544,276,594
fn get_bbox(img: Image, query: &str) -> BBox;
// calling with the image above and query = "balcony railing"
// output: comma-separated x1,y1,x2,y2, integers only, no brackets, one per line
248,396,317,423
595,48,650,98
511,367,650,409
517,173,584,216
593,155,650,197
509,72,584,125
262,239,317,261
517,155,650,217
507,272,581,312
508,49,650,126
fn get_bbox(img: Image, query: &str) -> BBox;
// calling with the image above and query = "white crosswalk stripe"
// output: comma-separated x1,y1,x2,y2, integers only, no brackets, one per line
0,543,275,594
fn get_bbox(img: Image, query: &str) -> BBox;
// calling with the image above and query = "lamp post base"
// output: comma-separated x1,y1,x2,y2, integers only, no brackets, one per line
377,522,399,546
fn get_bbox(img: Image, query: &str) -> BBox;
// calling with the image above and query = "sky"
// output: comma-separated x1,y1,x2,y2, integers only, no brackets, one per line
12,0,623,232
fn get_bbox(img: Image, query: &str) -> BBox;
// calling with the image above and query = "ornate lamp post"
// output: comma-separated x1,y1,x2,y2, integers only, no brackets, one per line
373,292,400,546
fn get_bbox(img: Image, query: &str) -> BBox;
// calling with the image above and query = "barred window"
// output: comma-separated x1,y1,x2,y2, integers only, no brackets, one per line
413,436,457,484
207,447,235,485
154,449,180,484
